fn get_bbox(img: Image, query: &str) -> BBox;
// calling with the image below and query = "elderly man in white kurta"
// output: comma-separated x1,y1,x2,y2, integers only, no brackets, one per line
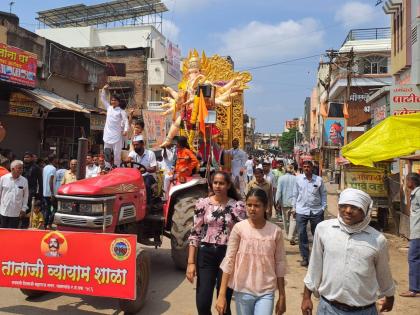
0,160,29,229
301,188,395,315
227,138,247,196
101,84,129,168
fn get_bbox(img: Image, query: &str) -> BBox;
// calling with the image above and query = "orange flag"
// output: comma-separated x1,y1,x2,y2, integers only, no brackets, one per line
198,89,208,141
343,102,349,118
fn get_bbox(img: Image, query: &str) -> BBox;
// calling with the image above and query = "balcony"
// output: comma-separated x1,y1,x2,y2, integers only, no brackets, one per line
342,28,391,45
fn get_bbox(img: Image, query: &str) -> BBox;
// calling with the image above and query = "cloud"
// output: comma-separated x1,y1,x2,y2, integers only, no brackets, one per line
335,2,380,28
162,19,180,41
218,18,325,68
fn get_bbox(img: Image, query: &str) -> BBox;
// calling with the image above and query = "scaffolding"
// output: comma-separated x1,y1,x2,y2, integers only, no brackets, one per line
36,0,168,32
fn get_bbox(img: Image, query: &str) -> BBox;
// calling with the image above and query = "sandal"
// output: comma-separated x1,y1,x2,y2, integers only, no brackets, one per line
399,291,420,297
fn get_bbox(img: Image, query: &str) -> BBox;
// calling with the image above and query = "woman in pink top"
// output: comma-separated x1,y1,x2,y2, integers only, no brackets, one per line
186,171,246,315
216,188,287,315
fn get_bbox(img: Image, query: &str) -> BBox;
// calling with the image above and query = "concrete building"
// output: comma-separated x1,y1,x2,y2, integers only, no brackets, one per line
0,12,107,158
35,1,179,117
244,114,256,152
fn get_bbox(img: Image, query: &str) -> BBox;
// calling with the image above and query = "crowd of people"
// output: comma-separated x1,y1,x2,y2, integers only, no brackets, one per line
184,152,420,315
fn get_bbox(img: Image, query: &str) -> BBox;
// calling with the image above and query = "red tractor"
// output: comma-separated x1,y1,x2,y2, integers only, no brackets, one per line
47,165,208,313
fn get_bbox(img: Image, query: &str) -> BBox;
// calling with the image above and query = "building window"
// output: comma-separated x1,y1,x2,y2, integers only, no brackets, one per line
359,56,388,74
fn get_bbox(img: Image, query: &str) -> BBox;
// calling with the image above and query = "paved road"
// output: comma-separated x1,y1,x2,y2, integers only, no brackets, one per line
0,221,418,314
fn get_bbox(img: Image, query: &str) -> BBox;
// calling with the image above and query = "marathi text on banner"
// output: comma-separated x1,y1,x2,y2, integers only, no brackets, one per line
0,230,136,300
344,168,387,197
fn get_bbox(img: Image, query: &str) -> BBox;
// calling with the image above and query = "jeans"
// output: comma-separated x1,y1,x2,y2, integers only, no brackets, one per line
42,197,56,228
296,211,324,260
234,291,274,315
409,238,420,292
317,297,378,315
196,245,233,315
0,215,20,228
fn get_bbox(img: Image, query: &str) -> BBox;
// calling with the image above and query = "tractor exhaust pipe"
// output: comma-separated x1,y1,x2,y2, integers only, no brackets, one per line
76,137,88,180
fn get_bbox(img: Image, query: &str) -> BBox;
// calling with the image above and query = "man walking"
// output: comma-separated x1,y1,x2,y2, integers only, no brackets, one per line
276,164,297,244
301,188,395,314
0,160,29,228
228,138,247,196
293,160,326,266
101,84,129,168
400,172,420,297
42,154,58,229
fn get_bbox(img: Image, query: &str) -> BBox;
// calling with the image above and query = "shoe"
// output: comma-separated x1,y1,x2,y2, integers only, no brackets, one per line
300,259,309,267
290,240,296,246
399,291,420,297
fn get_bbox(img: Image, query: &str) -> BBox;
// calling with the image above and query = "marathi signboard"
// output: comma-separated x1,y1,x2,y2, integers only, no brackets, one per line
8,92,42,118
0,43,37,88
166,40,181,81
344,168,387,197
390,84,420,116
0,230,136,299
323,118,346,147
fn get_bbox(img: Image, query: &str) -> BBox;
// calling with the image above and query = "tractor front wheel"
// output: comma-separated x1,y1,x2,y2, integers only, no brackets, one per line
118,246,150,314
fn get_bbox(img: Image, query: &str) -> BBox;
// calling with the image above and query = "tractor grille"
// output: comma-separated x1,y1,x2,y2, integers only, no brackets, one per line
61,217,88,226
119,205,136,220
93,216,113,226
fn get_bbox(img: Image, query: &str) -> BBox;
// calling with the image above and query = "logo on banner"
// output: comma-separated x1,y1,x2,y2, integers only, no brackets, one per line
110,238,131,261
41,232,68,257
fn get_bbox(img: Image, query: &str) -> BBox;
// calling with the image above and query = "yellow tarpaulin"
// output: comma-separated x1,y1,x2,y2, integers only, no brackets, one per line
341,113,420,167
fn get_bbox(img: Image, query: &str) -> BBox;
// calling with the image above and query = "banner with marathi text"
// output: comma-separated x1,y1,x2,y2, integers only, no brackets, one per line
0,43,37,88
344,168,387,198
0,229,136,299
143,110,170,149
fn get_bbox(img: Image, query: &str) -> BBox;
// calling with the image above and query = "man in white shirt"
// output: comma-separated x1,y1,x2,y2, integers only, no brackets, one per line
301,188,395,314
128,135,157,205
227,138,247,196
42,154,58,229
0,160,28,228
244,156,254,183
85,154,100,178
101,84,129,168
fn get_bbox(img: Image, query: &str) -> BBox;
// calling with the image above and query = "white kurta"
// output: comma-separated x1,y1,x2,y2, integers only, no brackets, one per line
101,90,129,144
0,173,29,217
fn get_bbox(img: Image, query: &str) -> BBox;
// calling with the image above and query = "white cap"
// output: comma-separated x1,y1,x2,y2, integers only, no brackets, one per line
133,135,144,142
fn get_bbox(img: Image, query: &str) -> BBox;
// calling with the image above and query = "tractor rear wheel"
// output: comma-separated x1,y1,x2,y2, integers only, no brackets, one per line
170,186,207,270
119,246,150,314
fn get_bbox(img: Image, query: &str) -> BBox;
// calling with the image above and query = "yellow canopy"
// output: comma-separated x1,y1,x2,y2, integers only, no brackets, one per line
341,113,420,167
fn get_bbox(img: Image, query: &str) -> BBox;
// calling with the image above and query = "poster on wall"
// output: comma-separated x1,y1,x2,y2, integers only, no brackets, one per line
323,118,346,147
142,110,168,149
166,40,181,81
0,43,37,88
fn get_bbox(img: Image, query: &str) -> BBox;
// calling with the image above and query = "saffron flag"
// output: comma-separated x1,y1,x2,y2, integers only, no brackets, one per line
198,89,208,141
343,102,349,118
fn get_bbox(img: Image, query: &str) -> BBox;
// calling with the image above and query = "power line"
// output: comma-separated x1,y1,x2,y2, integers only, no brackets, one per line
239,54,323,71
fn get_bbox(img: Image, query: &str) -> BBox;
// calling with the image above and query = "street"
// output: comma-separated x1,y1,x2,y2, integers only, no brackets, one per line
0,221,418,315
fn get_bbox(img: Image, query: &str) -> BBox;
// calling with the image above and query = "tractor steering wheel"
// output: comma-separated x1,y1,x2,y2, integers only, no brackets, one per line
121,161,147,174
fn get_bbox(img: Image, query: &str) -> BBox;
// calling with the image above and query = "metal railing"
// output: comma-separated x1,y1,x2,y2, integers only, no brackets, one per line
342,27,391,46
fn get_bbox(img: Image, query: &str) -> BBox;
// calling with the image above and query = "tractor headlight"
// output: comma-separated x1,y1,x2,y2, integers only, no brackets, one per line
58,201,73,213
91,204,104,214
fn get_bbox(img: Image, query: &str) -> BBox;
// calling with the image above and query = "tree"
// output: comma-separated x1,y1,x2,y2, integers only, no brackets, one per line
279,128,302,153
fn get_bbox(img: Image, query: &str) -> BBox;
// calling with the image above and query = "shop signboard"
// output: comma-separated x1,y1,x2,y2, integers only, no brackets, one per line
8,92,43,118
323,118,346,147
0,230,136,299
90,113,106,131
344,168,387,197
0,43,37,88
166,40,181,81
390,84,420,116
370,94,388,125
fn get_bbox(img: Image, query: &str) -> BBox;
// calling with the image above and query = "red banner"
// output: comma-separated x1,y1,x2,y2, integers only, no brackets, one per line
0,229,137,299
0,43,37,87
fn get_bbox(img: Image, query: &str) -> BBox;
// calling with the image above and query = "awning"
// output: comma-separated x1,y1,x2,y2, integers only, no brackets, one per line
341,113,420,167
20,88,90,113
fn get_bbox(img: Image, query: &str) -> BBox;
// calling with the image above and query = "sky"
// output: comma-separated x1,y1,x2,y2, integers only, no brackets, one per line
1,0,389,132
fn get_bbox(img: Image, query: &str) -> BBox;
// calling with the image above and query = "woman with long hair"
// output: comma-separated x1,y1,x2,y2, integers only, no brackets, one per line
186,171,246,315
